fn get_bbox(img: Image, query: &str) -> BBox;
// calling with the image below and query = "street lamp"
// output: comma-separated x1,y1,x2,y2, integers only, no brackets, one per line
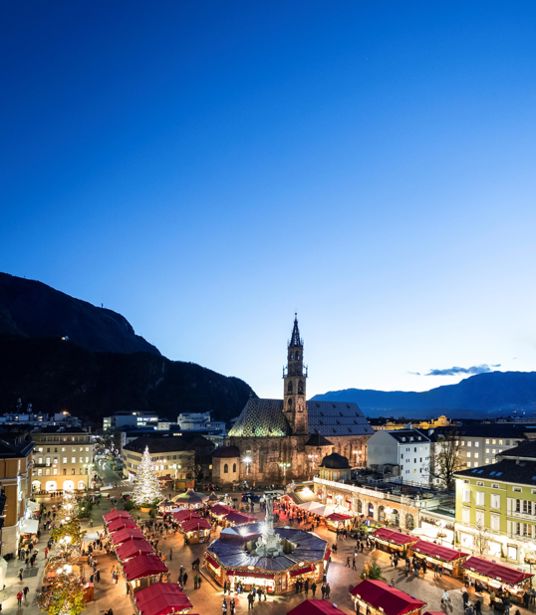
242,456,252,476
307,453,318,478
279,461,291,485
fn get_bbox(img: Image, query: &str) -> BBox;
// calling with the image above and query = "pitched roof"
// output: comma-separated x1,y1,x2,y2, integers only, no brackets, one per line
212,445,241,458
498,440,536,460
122,553,167,581
308,401,373,437
287,599,347,615
305,434,333,447
386,429,430,444
123,433,214,454
134,582,192,615
290,314,303,347
454,459,536,485
350,579,426,615
228,398,291,438
462,556,533,586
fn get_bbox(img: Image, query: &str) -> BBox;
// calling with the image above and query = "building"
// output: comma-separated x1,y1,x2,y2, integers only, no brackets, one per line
32,428,95,493
227,315,373,483
211,446,241,485
367,429,431,486
122,434,215,487
0,433,34,556
103,411,159,432
370,416,451,431
177,412,211,431
318,452,352,482
454,440,536,567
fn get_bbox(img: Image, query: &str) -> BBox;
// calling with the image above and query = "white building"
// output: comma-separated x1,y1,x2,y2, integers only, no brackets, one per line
103,412,159,431
367,429,431,486
177,412,211,431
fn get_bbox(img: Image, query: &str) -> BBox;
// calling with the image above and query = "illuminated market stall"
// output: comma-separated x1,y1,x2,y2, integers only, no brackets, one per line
178,515,212,544
461,556,533,597
134,582,194,615
372,528,418,554
350,579,426,615
123,553,168,591
115,538,155,562
288,599,348,615
110,527,145,545
409,540,467,576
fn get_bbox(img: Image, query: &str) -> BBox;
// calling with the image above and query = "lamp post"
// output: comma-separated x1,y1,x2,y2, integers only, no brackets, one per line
307,453,318,479
279,461,291,485
242,455,252,477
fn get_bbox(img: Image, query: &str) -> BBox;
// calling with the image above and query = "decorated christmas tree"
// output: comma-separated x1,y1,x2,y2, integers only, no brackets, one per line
132,446,163,506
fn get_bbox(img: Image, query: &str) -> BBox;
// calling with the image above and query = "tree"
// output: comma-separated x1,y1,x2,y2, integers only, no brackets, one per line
430,430,464,489
132,446,163,506
38,571,85,615
361,557,384,580
474,522,489,556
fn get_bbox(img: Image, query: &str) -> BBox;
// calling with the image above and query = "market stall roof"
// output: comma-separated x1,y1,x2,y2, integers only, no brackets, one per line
25,500,40,514
115,538,154,561
298,502,326,514
172,509,197,522
412,540,466,563
224,511,256,525
325,513,352,522
210,504,234,517
110,527,145,544
20,518,39,534
373,528,419,547
134,582,192,615
123,553,167,581
107,518,137,532
180,517,211,533
462,557,533,586
103,509,132,523
171,489,206,505
350,579,426,615
288,599,348,615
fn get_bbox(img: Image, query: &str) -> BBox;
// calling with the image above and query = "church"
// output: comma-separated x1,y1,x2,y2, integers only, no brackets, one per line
222,316,373,484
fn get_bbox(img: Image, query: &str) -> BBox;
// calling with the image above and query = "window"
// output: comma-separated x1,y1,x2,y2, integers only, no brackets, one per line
232,463,237,473
462,508,471,524
63,457,67,464
71,457,76,464
475,510,485,526
491,494,501,509
486,459,491,464
485,439,490,444
72,469,76,475
485,448,490,454
513,487,522,493
492,483,499,489
223,463,229,474
474,442,480,448
467,441,472,447
466,452,472,458
475,491,485,506
462,488,471,503
491,514,500,531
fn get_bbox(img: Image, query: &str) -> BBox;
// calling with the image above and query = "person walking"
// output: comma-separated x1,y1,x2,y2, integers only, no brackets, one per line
311,582,317,598
18,569,23,583
16,592,23,607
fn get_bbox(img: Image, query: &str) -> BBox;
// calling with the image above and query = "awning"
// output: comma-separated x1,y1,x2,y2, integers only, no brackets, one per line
123,553,167,581
326,513,352,522
205,555,221,570
227,569,274,579
20,518,39,534
172,509,195,522
134,582,192,615
115,538,154,561
373,528,419,547
110,527,145,545
180,518,211,533
107,518,137,532
462,556,533,586
290,564,316,577
288,599,348,615
350,579,426,615
412,540,466,563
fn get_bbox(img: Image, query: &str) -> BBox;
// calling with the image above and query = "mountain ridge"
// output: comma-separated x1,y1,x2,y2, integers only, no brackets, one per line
312,371,536,418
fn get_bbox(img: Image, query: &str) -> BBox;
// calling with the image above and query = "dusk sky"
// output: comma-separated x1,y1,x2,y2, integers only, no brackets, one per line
2,2,536,398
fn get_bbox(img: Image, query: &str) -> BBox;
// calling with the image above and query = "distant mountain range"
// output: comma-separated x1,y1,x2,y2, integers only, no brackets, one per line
312,371,536,418
0,273,253,423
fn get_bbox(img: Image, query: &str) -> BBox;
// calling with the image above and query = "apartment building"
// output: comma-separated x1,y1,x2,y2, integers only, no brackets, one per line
32,428,95,493
0,433,34,556
453,424,527,470
367,429,431,486
454,440,536,567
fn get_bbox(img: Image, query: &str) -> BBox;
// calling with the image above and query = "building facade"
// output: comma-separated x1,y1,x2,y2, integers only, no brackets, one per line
367,429,431,486
226,316,373,483
0,433,34,556
454,441,536,567
32,428,95,493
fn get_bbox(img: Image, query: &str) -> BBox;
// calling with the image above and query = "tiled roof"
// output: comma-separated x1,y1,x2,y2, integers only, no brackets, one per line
123,434,214,454
454,459,536,485
498,440,536,459
387,429,430,443
228,398,373,438
308,401,373,437
228,398,291,438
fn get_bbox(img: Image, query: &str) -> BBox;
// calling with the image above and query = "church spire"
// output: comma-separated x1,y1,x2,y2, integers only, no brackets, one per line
290,313,302,347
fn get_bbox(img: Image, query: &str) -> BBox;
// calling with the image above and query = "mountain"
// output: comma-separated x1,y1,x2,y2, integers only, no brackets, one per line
0,336,253,424
312,371,536,418
0,273,254,423
0,272,159,355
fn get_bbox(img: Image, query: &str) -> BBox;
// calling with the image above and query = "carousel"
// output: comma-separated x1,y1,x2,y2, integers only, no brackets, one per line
204,495,330,594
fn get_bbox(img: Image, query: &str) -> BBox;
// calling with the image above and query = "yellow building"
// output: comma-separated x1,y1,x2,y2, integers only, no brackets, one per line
32,428,95,493
454,441,536,568
0,433,34,557
372,416,450,431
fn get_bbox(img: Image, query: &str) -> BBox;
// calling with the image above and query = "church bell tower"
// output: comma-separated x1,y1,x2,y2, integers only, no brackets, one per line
283,314,308,434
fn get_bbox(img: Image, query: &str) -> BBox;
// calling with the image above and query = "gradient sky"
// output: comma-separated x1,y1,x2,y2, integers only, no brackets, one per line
2,2,536,399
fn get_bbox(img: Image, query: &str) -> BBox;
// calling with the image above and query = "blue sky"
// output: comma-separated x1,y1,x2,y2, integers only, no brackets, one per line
2,2,536,398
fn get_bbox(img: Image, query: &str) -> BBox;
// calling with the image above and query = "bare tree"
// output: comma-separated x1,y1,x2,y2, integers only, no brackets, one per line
474,522,489,556
430,429,464,489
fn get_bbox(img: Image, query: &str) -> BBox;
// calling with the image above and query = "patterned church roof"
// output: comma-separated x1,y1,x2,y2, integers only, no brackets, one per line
228,397,373,438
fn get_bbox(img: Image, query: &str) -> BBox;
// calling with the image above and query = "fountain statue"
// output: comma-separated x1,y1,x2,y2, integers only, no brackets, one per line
254,493,284,557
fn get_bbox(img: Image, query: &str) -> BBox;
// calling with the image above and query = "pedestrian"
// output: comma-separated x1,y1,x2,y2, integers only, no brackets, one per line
17,591,23,607
18,568,24,583
463,590,469,607
23,587,29,604
325,582,331,599
352,557,357,570
321,583,326,599
182,572,188,587
169,548,173,561
311,582,317,598
346,556,351,568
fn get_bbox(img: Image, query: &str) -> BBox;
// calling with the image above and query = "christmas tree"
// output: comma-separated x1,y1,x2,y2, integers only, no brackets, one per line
132,446,163,506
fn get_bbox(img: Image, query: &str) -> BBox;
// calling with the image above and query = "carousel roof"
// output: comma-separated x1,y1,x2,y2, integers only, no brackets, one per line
172,489,206,504
110,527,145,544
288,599,347,615
115,538,154,561
207,524,328,572
123,553,168,581
462,556,533,586
350,579,426,615
134,582,192,615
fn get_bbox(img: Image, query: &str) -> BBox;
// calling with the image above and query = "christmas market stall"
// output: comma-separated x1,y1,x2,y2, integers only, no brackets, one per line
372,528,419,555
461,556,533,597
115,538,155,562
324,512,353,532
171,489,207,509
223,510,257,527
409,540,467,576
350,579,426,615
123,553,168,591
107,517,138,533
110,527,145,545
178,515,212,544
133,582,194,615
103,509,133,523
287,599,348,615
209,503,235,523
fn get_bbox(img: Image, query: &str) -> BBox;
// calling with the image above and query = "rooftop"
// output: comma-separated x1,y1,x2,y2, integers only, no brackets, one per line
455,459,536,485
387,429,430,443
123,433,214,454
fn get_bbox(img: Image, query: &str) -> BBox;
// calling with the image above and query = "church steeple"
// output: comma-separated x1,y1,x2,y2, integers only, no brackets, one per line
283,313,308,434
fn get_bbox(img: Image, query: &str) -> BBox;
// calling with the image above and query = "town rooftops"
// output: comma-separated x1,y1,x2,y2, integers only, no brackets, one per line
455,459,536,485
123,433,214,454
497,440,536,460
0,433,34,458
387,429,430,444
